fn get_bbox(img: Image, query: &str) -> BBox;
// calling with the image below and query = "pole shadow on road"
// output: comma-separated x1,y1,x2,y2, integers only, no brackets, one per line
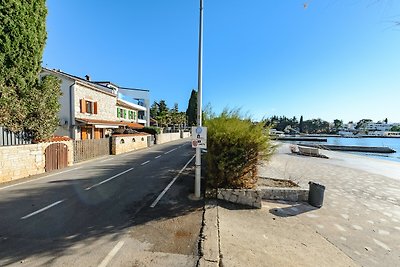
0,144,204,266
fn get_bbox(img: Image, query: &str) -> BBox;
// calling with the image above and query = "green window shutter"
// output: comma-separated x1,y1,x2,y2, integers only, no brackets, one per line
124,109,127,119
133,111,136,120
117,108,120,118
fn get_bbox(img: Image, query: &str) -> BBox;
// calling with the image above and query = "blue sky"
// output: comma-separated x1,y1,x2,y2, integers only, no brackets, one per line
43,0,400,123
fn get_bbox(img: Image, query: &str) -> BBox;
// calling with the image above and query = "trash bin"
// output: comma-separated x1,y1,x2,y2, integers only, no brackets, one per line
308,181,325,208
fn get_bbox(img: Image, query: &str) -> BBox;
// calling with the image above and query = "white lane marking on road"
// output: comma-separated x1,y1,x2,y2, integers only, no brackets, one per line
0,167,82,191
373,238,391,251
378,229,389,235
334,224,346,232
141,160,150,166
155,155,161,159
150,154,195,208
341,214,349,220
164,148,177,154
85,168,134,191
98,241,125,267
21,199,65,220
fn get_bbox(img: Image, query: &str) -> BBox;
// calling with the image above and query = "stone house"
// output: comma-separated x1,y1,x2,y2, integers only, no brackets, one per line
40,68,145,140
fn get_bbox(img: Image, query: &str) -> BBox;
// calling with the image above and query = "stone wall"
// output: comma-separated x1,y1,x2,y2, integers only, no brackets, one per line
112,134,150,155
260,187,309,202
181,131,191,138
217,188,262,209
0,141,73,184
155,132,181,144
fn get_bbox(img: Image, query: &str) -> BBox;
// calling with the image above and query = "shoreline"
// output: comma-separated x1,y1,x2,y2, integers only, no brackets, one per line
274,142,400,182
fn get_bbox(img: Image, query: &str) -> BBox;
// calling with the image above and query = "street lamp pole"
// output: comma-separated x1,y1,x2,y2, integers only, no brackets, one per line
195,0,203,198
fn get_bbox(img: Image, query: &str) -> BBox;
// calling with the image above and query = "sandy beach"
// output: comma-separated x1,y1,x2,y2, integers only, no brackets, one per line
256,143,400,266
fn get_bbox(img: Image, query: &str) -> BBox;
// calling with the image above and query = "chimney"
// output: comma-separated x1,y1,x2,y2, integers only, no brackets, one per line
85,75,91,81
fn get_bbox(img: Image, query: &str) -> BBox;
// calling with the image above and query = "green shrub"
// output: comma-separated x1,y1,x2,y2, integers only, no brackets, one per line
137,126,161,135
205,109,275,189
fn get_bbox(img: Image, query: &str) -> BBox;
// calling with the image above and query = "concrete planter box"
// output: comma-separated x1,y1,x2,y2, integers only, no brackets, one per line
257,177,309,202
217,188,262,209
259,186,309,202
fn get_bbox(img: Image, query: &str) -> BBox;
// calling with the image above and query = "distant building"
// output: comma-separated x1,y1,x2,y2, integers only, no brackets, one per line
365,122,395,132
93,82,150,127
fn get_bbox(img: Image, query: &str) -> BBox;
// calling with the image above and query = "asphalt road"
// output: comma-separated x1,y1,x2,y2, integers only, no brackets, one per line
0,139,204,267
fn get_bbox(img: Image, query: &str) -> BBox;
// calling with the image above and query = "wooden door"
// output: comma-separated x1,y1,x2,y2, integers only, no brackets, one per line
94,128,103,139
45,143,68,172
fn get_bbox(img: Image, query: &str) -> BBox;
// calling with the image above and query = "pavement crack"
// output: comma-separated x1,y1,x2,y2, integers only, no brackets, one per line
196,204,206,267
217,201,223,267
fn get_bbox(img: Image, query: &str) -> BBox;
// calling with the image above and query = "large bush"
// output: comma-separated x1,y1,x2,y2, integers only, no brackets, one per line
1,0,61,140
137,126,161,135
205,109,274,189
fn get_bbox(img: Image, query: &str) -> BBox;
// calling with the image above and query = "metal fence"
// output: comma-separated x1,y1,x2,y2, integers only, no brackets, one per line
73,138,111,163
0,126,33,146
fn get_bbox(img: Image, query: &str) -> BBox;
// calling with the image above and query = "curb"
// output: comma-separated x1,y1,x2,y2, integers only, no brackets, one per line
198,200,219,267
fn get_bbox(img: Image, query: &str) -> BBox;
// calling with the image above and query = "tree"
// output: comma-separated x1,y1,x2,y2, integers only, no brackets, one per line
333,119,343,132
391,126,400,132
356,119,372,130
263,115,299,133
0,0,61,139
25,75,62,139
170,103,180,127
302,118,330,134
156,100,170,127
299,115,304,133
158,100,168,114
150,101,159,119
186,89,197,126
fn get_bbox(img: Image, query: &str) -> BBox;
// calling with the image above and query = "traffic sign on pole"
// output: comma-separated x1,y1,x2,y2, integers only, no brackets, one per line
192,126,207,149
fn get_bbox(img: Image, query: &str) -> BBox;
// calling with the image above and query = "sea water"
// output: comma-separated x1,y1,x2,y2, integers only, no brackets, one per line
319,137,400,163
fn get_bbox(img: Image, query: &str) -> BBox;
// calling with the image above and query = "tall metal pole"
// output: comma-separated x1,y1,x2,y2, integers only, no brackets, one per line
195,0,203,198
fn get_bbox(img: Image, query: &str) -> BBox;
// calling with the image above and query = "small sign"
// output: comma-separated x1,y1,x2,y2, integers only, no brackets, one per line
191,126,207,149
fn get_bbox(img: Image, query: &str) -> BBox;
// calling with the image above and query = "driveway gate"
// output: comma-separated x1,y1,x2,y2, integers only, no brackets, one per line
45,143,68,172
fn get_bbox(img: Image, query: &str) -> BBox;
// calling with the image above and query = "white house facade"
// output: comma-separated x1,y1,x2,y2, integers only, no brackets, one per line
40,68,145,140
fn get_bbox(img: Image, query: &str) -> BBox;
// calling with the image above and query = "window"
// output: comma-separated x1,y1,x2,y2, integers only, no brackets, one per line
117,108,121,118
86,101,92,114
80,99,97,114
128,111,134,120
123,109,127,119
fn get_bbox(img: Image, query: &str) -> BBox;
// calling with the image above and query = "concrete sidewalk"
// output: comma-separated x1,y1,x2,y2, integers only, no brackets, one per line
199,143,400,267
199,200,357,267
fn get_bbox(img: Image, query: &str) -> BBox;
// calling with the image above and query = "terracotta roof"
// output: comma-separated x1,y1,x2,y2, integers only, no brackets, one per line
126,122,145,129
76,118,144,129
33,136,72,143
